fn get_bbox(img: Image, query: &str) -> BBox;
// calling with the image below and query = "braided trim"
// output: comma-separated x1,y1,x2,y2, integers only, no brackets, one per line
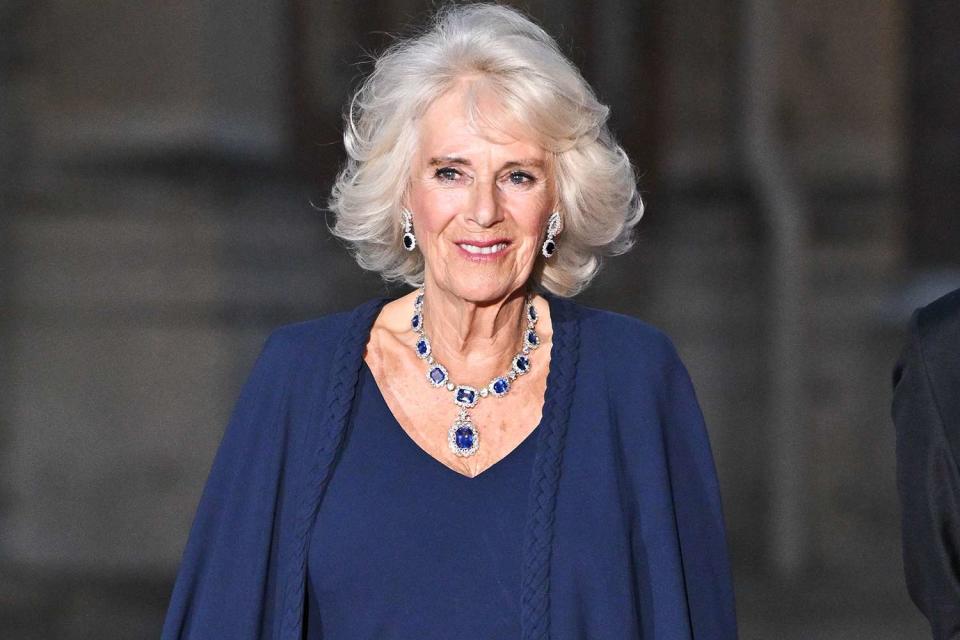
279,297,388,638
520,294,580,639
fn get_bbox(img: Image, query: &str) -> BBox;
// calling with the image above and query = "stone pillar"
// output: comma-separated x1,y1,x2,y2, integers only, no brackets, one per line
907,2,960,267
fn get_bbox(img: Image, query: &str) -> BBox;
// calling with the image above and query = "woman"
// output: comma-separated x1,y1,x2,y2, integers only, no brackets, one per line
161,4,736,639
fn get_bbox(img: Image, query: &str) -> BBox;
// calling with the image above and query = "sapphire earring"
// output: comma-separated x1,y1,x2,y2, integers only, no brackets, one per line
401,208,417,251
541,212,562,258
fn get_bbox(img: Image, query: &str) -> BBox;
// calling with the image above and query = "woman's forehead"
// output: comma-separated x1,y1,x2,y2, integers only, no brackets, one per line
417,86,547,161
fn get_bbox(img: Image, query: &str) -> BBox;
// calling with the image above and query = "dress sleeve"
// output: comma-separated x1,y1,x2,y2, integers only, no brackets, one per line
161,331,295,640
892,314,960,639
658,341,738,639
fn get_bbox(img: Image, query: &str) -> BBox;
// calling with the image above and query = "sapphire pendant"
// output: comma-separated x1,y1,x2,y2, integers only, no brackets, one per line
448,410,479,457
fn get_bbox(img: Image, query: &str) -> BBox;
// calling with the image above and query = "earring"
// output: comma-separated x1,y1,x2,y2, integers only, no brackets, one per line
541,211,562,258
401,208,417,251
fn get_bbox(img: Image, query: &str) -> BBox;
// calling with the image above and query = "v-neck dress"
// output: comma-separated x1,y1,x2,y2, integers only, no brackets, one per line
305,360,540,639
160,293,738,640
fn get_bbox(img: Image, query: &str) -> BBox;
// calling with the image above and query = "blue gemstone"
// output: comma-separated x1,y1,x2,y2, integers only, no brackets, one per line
412,314,421,330
528,305,538,322
492,378,509,395
527,331,539,345
415,293,424,307
456,388,476,404
417,339,429,356
429,367,446,384
456,426,475,449
516,356,530,372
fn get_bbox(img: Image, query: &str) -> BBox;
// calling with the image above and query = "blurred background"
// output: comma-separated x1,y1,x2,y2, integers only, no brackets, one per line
1,0,958,638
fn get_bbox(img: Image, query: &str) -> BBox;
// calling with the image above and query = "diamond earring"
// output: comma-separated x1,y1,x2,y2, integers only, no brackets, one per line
401,208,417,252
541,212,562,258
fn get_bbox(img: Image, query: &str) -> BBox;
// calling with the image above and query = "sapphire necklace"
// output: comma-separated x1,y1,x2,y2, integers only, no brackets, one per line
410,287,540,458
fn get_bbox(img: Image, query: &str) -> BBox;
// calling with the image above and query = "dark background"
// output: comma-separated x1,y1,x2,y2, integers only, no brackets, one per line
1,1,958,637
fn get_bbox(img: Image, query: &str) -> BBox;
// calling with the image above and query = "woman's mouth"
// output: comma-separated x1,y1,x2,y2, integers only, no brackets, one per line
455,240,511,260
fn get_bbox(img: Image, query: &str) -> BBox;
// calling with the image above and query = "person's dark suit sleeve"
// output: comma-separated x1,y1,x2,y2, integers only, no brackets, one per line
893,313,960,639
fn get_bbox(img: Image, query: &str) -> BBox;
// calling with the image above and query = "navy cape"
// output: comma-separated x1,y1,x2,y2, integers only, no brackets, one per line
161,294,737,639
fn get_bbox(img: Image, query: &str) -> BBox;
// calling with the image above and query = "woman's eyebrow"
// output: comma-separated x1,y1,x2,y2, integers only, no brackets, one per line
502,159,545,170
427,156,545,170
428,156,471,166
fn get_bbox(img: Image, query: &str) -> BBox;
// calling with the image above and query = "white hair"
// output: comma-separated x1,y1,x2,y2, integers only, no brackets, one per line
328,2,643,297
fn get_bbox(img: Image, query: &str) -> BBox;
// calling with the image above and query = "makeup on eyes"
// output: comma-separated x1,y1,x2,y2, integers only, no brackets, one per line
431,166,539,188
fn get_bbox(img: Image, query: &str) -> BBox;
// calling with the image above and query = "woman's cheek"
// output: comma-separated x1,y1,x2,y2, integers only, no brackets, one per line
419,191,466,233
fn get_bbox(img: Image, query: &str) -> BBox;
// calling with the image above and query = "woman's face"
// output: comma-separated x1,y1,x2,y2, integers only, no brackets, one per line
406,85,555,305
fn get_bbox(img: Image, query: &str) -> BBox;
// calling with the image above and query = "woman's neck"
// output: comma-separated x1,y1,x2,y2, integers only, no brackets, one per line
420,284,528,378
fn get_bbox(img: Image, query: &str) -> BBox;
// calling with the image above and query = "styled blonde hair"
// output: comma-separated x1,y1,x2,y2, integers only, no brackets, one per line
328,3,643,297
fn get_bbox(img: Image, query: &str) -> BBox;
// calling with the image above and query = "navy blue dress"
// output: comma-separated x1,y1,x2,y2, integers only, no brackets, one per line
161,294,738,639
306,361,538,638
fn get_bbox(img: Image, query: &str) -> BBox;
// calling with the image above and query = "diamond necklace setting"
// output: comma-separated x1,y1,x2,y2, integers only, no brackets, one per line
410,287,540,457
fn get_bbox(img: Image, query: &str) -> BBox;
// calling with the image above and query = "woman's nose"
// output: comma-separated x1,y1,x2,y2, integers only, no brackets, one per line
467,179,503,228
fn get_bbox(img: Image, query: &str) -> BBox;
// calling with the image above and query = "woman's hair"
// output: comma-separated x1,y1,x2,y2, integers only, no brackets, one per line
328,3,643,297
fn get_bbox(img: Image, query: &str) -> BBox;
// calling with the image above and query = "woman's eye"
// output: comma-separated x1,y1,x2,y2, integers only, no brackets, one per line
508,171,535,186
435,167,461,182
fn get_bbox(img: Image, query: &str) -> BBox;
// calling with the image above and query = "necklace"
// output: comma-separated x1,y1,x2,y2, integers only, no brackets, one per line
410,287,540,458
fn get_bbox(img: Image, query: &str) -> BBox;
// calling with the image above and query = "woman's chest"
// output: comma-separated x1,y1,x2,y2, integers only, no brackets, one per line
307,374,536,637
365,351,549,477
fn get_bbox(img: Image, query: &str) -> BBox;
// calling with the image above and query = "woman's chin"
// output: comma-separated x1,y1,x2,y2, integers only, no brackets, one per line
431,278,525,305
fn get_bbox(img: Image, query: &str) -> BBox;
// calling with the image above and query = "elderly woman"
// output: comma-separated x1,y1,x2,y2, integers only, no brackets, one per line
161,4,736,639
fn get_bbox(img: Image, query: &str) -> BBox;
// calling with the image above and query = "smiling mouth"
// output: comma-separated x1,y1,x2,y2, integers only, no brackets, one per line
456,241,510,256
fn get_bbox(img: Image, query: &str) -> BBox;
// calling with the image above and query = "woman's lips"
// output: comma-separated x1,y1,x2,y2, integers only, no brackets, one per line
455,240,511,261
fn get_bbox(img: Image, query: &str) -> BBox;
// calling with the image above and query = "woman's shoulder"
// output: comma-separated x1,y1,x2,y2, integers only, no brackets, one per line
267,309,352,349
267,297,386,350
256,296,387,373
565,298,682,371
